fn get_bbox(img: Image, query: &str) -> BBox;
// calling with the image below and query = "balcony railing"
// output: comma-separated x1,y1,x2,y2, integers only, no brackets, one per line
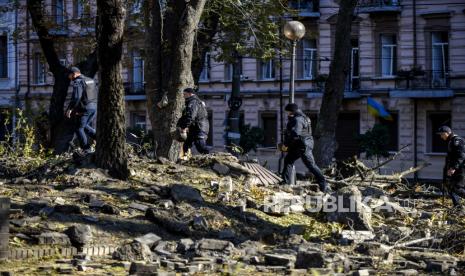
395,70,450,90
357,0,401,13
289,0,320,17
125,82,145,95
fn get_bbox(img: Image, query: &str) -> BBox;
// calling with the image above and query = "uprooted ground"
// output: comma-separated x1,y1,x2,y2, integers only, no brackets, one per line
0,152,465,275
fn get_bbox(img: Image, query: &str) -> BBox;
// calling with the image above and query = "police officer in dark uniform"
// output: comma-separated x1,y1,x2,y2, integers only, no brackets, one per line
281,103,328,192
65,67,98,152
177,88,210,155
438,126,465,207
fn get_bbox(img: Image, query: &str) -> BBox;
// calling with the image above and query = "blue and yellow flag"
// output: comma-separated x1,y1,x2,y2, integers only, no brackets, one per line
367,97,392,121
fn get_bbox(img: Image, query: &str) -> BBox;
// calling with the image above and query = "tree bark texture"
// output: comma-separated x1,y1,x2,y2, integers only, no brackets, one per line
314,0,358,168
144,0,207,161
95,0,129,179
27,0,98,153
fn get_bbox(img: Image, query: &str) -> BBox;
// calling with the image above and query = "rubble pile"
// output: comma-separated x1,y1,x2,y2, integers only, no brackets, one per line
0,152,465,275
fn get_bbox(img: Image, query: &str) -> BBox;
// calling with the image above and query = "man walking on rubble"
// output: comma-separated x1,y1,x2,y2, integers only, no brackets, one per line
280,103,329,193
438,126,465,207
177,88,210,156
65,67,98,153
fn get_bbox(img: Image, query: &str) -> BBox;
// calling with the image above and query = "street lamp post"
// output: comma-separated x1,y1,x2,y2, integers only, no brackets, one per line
282,21,305,185
284,21,306,103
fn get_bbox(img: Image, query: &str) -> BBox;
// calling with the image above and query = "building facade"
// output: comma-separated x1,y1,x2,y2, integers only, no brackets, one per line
6,0,465,180
180,0,465,180
0,0,18,139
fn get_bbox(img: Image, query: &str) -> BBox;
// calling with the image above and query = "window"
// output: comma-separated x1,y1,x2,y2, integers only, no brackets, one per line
300,39,317,79
427,112,451,153
335,112,360,159
199,53,210,82
260,112,277,147
431,32,449,87
260,59,275,80
33,53,46,84
132,53,144,93
54,0,65,27
289,0,317,12
131,112,146,131
0,36,7,78
347,39,360,91
59,58,67,67
380,34,397,76
379,113,398,152
74,0,83,18
132,0,142,13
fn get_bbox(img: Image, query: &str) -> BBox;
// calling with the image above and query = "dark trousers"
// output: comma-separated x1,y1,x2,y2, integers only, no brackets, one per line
183,130,209,154
76,108,96,150
448,172,465,206
282,143,327,191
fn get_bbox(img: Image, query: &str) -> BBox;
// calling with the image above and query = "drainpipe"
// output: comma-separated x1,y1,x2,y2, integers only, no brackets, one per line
413,0,419,182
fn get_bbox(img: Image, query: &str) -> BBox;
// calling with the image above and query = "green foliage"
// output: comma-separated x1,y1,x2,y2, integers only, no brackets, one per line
205,0,287,62
358,124,390,159
239,124,265,154
0,109,54,175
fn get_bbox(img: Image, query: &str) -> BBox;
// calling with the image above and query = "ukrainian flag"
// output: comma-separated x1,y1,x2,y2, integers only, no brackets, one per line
367,97,392,121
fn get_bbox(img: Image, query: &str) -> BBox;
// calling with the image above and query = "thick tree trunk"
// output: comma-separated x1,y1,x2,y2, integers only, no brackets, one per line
95,0,129,179
314,0,358,168
144,0,207,161
27,0,98,152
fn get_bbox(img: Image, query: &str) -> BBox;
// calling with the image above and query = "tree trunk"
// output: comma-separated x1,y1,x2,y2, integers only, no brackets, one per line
144,0,207,161
94,0,129,179
313,0,358,168
27,0,98,152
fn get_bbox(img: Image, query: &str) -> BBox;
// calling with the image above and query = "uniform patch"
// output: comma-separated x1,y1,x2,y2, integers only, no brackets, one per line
454,138,462,147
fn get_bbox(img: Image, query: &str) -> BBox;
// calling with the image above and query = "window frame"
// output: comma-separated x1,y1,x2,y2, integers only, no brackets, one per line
54,0,65,27
131,112,147,131
380,34,397,77
427,112,451,154
260,59,276,80
259,111,278,148
378,112,399,152
0,35,7,78
431,31,449,85
132,53,145,92
199,53,211,82
33,52,46,85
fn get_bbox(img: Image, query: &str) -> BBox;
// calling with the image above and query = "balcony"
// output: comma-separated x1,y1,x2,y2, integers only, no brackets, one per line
395,70,450,90
124,82,145,95
357,0,401,14
289,0,320,18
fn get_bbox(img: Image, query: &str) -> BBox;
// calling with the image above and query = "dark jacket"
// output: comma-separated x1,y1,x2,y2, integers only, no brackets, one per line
68,75,98,111
284,109,312,148
178,95,209,134
447,134,465,170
